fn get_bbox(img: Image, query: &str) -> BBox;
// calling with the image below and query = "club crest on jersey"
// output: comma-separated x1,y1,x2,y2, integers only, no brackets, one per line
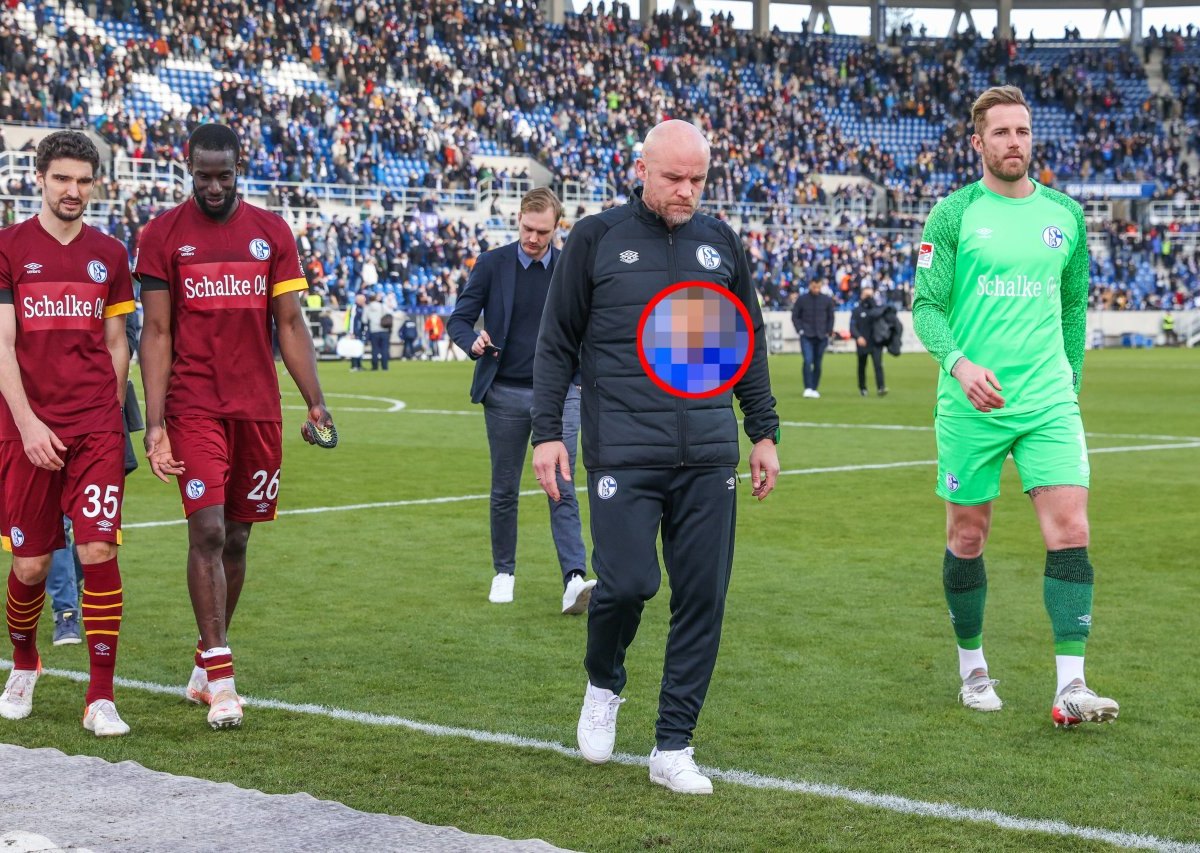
1042,226,1064,249
945,473,960,493
185,479,206,500
696,245,722,270
87,260,108,283
249,238,271,261
917,242,935,268
596,476,618,500
9,527,24,548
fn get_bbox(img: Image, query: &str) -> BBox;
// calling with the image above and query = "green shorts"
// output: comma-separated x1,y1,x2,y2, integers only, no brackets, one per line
935,401,1090,505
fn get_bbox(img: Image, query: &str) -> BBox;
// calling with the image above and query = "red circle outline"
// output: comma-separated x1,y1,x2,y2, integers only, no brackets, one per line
635,280,755,399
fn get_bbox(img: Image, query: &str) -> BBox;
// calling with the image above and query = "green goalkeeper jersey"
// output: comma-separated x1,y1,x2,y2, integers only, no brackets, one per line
912,180,1089,417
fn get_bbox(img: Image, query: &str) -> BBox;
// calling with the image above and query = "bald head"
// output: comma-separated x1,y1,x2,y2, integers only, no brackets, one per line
636,120,711,228
641,120,711,165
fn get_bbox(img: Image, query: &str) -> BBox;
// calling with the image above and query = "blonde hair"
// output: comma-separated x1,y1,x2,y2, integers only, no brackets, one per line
520,187,563,223
971,86,1031,136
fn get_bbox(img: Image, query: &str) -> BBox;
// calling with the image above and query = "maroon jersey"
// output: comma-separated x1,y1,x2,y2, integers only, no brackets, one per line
0,218,135,439
134,199,307,422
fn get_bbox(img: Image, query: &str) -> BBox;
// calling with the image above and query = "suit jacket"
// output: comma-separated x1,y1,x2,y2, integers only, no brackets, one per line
449,241,556,404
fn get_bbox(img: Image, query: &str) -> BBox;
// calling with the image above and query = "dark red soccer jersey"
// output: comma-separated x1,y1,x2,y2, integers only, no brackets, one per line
0,218,135,439
134,199,307,422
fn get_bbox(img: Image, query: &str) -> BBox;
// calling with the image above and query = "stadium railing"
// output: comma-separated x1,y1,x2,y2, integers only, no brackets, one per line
1147,200,1200,223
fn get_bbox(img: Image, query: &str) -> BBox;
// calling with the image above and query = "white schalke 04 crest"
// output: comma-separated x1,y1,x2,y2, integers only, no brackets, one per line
596,475,618,500
186,479,207,500
1041,225,1064,249
10,527,24,548
945,472,960,493
696,244,721,270
249,238,271,260
87,260,108,283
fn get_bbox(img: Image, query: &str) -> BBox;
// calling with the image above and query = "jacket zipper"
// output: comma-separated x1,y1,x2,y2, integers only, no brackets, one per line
667,231,686,467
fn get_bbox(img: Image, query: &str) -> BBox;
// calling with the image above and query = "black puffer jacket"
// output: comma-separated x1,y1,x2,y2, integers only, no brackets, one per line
532,189,778,469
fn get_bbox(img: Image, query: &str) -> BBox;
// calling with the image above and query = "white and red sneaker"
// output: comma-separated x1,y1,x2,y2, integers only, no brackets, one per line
186,665,211,705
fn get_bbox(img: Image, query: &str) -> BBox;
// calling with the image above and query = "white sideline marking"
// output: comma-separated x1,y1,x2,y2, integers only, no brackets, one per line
2,660,1194,852
782,422,1200,442
122,441,1200,530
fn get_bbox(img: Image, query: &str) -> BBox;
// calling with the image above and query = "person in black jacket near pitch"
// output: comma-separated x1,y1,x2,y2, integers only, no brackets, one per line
532,120,780,795
791,278,835,398
850,287,888,396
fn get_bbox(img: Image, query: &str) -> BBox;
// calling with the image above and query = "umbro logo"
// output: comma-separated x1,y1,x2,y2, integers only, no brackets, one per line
619,250,639,264
94,642,112,655
975,228,993,239
256,502,270,512
24,263,43,273
726,476,736,490
97,520,113,531
179,245,196,257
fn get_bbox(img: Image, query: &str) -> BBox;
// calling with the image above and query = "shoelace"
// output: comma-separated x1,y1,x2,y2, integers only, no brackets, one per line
5,674,35,700
965,677,999,694
587,696,624,729
662,747,701,778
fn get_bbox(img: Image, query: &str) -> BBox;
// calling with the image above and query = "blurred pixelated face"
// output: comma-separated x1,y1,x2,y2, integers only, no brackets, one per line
37,158,95,223
972,103,1032,184
518,207,556,262
636,143,709,228
189,147,240,221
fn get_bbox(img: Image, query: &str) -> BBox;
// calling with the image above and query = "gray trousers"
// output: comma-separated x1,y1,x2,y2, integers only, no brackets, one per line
483,382,585,580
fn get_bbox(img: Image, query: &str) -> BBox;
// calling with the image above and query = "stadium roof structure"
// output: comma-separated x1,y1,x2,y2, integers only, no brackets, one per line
543,0,1189,41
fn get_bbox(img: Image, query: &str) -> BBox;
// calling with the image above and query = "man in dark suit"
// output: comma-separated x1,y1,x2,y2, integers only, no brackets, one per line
448,188,594,613
791,279,835,398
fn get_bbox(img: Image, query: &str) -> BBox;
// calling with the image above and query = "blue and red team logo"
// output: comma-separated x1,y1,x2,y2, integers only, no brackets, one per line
636,281,753,399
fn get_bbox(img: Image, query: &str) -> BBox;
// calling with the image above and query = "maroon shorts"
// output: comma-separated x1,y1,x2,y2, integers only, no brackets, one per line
167,415,283,522
0,431,125,557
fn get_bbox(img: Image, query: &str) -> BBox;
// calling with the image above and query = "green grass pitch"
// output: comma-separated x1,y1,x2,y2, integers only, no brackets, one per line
3,348,1198,851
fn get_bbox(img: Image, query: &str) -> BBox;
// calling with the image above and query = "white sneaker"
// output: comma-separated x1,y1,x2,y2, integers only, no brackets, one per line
186,665,211,705
649,746,713,794
0,667,39,720
562,575,597,615
207,684,244,729
1052,678,1119,728
802,388,817,398
810,389,821,399
83,699,130,737
959,668,1003,712
577,682,625,764
489,573,515,604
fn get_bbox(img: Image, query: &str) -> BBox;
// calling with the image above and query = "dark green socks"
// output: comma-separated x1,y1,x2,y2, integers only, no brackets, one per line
1044,547,1094,657
943,550,986,648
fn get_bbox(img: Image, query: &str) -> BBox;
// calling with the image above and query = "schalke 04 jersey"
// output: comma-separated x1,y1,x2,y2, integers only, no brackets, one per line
912,180,1090,417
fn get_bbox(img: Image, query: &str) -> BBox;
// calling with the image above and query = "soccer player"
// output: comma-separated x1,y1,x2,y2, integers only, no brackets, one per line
0,131,134,736
912,86,1118,727
136,124,333,730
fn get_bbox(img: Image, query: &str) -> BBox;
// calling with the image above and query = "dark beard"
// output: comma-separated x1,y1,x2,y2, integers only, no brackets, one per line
195,190,238,220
